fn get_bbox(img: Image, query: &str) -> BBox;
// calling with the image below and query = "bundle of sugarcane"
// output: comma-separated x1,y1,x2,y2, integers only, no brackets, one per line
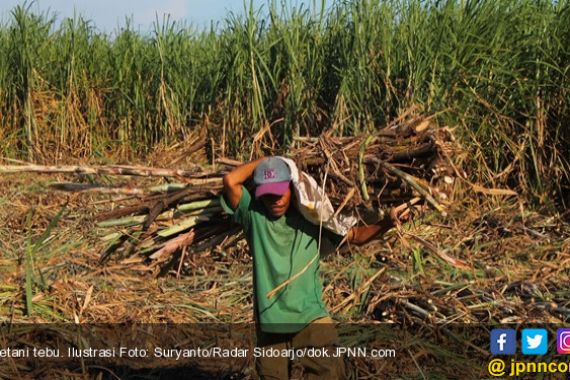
92,173,238,274
0,161,232,272
0,132,241,272
1,114,458,271
288,113,456,220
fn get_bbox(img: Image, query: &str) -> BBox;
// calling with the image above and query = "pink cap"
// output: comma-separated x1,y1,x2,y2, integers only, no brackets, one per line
255,181,290,198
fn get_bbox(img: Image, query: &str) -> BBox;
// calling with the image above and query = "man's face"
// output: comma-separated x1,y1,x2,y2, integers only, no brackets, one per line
259,187,292,218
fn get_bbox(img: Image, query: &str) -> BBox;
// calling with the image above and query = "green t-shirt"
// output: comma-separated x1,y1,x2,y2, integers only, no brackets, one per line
221,187,342,333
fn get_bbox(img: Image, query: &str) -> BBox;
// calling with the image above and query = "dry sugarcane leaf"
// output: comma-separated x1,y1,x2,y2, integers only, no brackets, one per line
471,184,518,197
405,233,470,270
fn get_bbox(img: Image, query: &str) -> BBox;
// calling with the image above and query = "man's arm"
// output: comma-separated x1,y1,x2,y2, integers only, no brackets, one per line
346,217,394,245
346,206,411,245
222,157,265,210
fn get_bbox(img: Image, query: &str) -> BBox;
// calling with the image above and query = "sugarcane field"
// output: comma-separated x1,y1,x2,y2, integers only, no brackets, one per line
0,1,569,379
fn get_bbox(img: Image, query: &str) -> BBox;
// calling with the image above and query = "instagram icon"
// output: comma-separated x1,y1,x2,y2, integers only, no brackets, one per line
557,328,570,354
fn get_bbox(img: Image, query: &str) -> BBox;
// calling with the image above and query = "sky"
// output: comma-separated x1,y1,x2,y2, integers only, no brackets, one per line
0,0,294,32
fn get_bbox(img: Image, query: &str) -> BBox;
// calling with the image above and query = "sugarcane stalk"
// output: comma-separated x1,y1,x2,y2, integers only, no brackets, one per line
377,160,446,214
182,177,223,187
49,182,148,195
187,228,238,253
96,189,215,222
183,207,222,217
143,198,169,231
147,183,188,193
215,157,243,167
177,199,220,212
100,232,123,242
358,135,376,202
140,243,163,255
149,230,195,261
386,141,435,161
405,232,468,269
402,300,436,320
97,205,222,228
98,215,147,228
0,164,203,177
157,215,213,237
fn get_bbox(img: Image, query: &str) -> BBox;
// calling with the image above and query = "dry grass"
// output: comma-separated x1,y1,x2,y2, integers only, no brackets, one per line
0,142,568,378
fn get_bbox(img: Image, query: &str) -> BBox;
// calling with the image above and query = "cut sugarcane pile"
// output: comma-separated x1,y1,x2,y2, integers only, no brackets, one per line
0,114,459,272
94,175,237,274
289,114,457,220
94,115,456,270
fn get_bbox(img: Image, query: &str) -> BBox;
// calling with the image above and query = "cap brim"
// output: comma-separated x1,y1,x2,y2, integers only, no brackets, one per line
255,181,290,198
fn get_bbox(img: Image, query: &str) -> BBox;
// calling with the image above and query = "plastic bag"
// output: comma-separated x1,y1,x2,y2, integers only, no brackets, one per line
279,157,357,236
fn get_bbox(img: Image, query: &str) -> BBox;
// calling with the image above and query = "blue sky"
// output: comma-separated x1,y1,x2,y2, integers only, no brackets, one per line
0,0,297,32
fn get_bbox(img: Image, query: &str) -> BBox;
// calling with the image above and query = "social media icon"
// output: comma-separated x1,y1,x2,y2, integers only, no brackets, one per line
522,328,548,355
490,329,516,355
557,328,570,354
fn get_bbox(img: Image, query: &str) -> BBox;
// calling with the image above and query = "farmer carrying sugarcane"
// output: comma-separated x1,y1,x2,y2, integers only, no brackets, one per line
221,156,408,380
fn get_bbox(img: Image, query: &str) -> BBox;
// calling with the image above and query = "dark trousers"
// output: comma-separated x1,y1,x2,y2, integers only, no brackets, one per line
255,317,347,380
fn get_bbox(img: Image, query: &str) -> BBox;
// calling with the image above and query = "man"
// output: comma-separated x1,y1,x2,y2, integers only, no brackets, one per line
221,156,403,380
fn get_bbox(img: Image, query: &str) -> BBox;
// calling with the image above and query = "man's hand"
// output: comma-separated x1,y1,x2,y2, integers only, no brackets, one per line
346,217,393,245
222,157,266,210
347,198,422,245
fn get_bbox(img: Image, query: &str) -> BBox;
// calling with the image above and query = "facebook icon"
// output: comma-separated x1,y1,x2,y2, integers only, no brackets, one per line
491,329,516,355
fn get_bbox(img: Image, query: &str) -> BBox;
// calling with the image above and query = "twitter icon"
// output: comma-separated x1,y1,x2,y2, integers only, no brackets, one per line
522,328,548,355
